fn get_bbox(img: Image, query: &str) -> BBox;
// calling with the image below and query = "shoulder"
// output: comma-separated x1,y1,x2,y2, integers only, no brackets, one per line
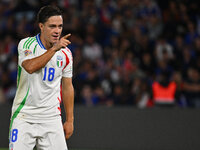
18,37,30,47
61,47,73,60
61,47,72,55
18,36,37,50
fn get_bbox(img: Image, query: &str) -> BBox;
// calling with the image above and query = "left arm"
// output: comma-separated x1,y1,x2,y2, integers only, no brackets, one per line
62,77,74,140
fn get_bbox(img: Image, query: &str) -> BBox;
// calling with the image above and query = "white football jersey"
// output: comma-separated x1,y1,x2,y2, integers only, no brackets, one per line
11,34,73,124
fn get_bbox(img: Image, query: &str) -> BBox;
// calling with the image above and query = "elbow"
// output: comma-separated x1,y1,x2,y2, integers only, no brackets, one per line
22,61,35,74
27,70,34,74
24,66,35,74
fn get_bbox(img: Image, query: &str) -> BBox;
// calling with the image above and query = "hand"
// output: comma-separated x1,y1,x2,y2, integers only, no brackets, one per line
63,121,74,140
53,34,71,51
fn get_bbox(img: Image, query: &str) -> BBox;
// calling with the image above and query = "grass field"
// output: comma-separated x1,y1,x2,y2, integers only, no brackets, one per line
0,149,104,150
0,149,103,150
0,149,97,150
0,149,96,150
0,149,98,150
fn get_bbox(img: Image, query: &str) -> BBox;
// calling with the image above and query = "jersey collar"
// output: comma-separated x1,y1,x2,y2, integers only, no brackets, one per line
36,33,46,49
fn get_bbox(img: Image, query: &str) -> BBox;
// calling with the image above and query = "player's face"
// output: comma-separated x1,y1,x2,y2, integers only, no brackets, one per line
40,15,63,45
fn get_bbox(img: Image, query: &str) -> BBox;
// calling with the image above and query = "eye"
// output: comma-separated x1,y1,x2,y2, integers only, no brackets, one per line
58,25,63,29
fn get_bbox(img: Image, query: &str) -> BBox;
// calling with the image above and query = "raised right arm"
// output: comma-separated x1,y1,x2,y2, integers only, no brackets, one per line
22,48,57,74
21,34,71,74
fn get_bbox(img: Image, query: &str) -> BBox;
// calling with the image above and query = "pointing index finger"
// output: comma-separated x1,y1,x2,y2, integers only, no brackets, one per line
63,33,71,39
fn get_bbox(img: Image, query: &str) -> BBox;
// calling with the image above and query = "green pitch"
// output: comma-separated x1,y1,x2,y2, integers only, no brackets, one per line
0,149,105,150
0,149,91,150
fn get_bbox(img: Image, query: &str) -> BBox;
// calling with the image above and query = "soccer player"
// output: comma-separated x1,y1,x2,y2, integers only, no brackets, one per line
9,5,74,150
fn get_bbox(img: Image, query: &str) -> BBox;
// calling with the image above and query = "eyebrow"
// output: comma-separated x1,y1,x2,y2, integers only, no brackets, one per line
49,24,63,27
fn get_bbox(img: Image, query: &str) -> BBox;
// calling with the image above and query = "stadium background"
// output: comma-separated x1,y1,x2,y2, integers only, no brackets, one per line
0,0,200,149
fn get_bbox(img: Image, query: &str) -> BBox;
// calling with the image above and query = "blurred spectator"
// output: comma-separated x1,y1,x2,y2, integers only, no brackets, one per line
184,21,199,45
81,85,99,106
111,84,124,105
183,67,200,108
155,37,174,61
151,72,177,107
94,86,110,105
1,0,200,108
135,78,151,108
162,1,180,37
171,71,187,107
147,14,163,40
181,46,196,77
83,35,102,62
140,52,155,78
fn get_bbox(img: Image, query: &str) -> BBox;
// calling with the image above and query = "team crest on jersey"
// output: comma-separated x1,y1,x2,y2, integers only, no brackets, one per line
24,49,32,56
57,55,63,68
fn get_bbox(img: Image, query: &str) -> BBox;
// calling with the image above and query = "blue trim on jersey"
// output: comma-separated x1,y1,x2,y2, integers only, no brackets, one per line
36,34,46,49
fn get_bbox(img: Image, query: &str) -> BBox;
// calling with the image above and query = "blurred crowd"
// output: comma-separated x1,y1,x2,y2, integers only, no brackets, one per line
1,0,200,108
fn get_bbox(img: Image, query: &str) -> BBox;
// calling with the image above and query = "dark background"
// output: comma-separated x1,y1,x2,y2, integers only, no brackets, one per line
1,0,200,107
1,104,200,150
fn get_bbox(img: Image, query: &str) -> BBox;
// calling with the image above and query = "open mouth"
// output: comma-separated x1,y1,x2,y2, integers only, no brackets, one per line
52,35,59,40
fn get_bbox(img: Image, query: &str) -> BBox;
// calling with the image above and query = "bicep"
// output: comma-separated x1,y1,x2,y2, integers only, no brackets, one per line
62,77,73,91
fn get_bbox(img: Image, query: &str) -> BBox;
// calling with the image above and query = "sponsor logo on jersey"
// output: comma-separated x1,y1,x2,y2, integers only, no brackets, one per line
57,55,63,68
24,50,32,56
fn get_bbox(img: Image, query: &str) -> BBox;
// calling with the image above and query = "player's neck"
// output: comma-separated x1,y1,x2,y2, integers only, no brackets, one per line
40,34,53,50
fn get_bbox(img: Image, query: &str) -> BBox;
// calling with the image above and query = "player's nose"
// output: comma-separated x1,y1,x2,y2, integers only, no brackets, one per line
54,27,61,34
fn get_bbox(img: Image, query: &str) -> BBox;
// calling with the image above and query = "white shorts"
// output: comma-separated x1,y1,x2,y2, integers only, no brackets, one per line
9,117,68,150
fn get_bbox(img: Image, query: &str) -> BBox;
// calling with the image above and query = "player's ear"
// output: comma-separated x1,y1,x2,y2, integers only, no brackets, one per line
39,23,44,32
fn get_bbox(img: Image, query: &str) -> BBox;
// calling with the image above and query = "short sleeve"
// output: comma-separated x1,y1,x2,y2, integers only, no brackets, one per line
62,48,73,78
18,38,35,67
